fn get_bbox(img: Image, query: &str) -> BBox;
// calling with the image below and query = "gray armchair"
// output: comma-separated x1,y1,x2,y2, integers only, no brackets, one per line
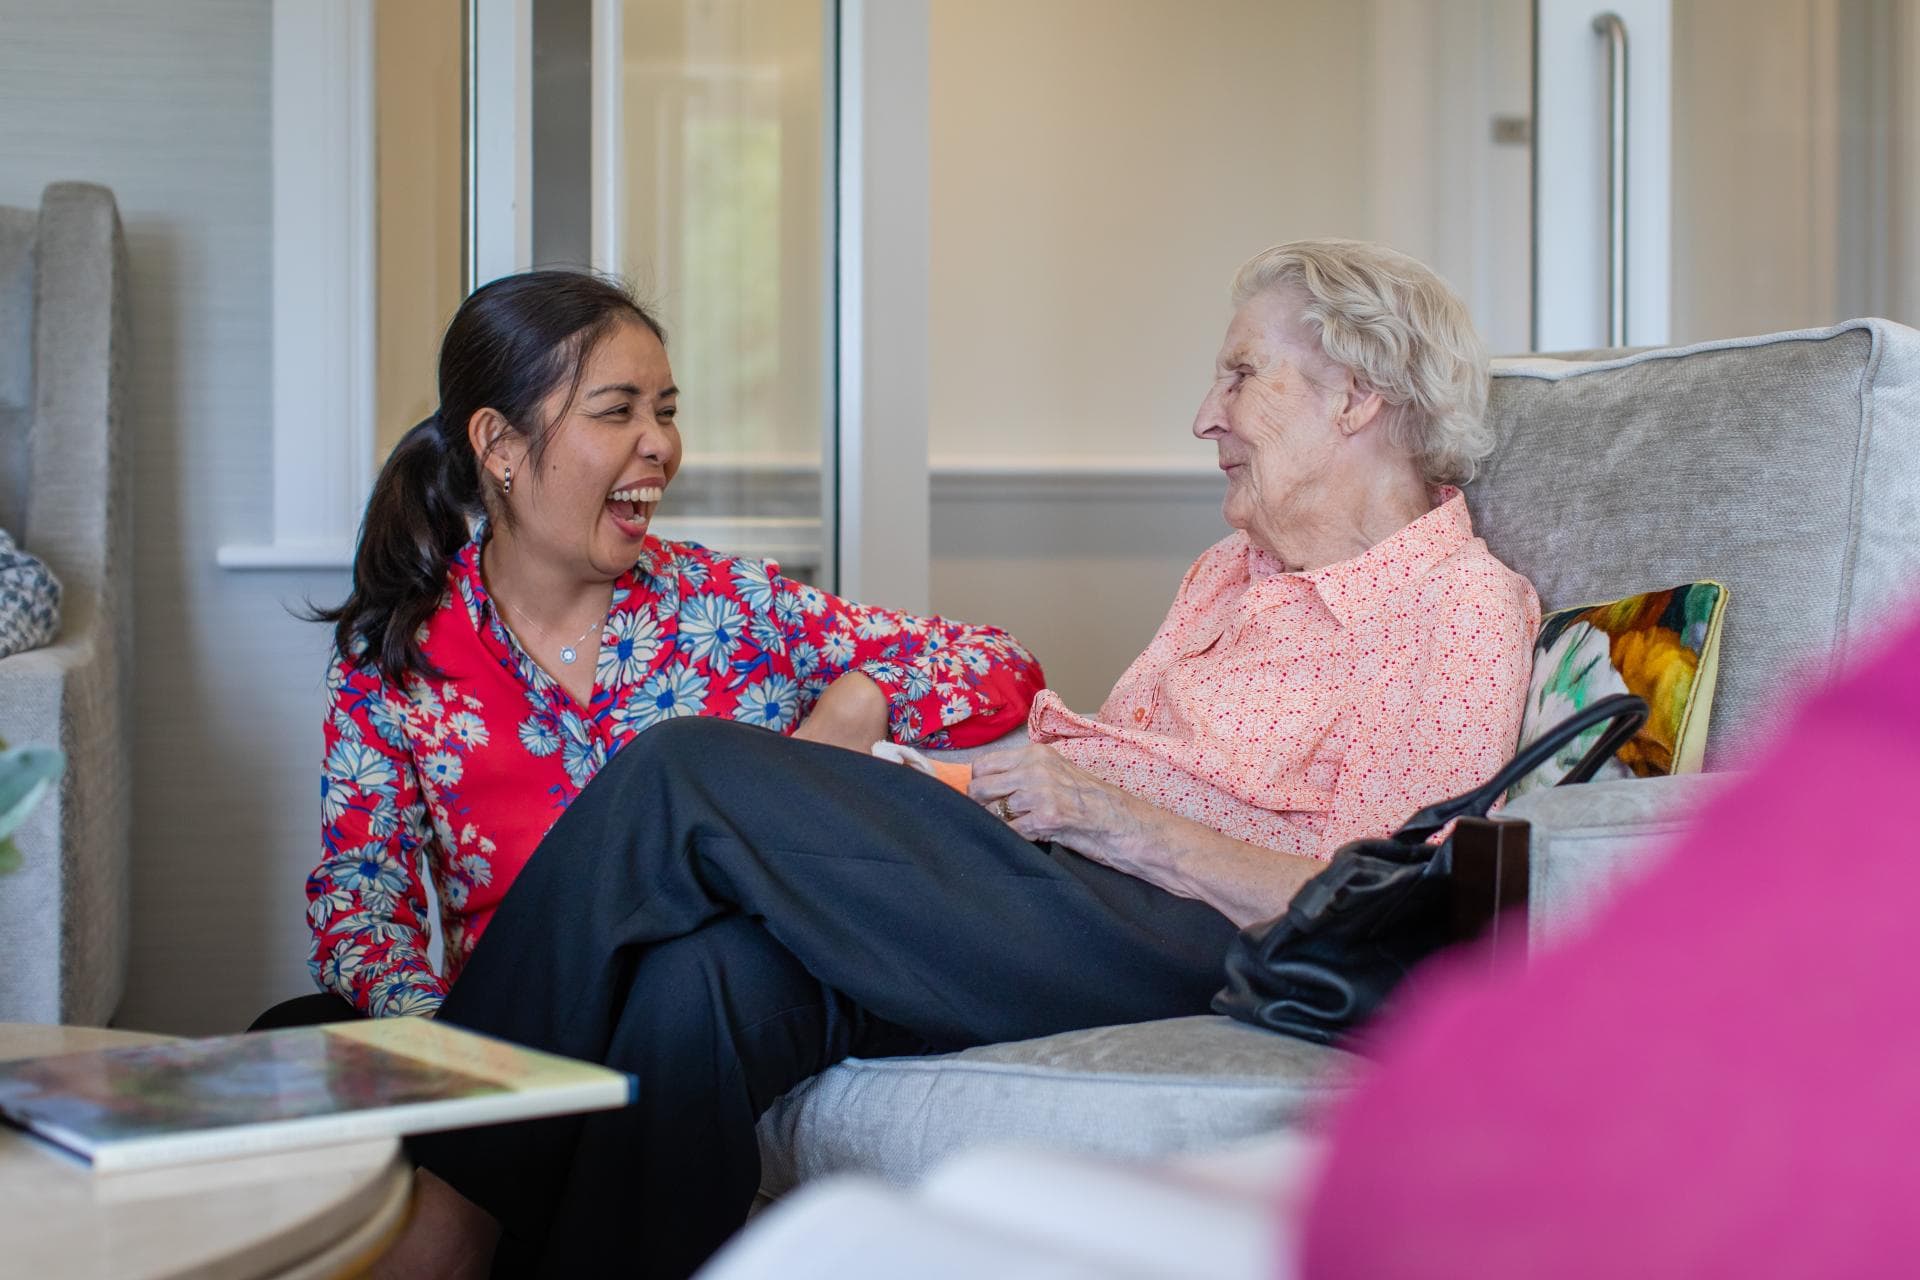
0,182,132,1024
756,318,1920,1195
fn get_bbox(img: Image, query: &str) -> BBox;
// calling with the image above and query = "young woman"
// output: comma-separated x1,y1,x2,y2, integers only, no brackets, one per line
298,270,1044,1021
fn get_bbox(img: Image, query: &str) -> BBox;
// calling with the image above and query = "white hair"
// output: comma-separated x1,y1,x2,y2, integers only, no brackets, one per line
1230,239,1493,485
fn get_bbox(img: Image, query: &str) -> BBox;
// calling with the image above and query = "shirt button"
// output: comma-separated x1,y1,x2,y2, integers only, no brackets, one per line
1132,707,1148,723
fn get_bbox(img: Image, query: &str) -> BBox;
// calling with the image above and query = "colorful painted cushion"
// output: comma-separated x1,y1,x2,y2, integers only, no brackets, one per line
1506,582,1728,801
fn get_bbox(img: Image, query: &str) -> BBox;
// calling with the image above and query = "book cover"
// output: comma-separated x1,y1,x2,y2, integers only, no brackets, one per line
0,1018,634,1173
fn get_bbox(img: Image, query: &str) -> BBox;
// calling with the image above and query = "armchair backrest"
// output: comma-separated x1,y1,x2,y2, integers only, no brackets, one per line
0,205,35,540
1469,320,1920,769
16,182,130,645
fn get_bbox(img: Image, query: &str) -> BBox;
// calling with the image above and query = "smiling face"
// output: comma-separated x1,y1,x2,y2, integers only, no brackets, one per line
478,317,682,581
1190,289,1351,556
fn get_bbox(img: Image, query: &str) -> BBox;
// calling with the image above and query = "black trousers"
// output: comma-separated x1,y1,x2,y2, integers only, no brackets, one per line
406,717,1238,1278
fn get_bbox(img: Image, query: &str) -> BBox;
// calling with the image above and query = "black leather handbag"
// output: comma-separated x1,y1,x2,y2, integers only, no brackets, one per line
1212,693,1649,1046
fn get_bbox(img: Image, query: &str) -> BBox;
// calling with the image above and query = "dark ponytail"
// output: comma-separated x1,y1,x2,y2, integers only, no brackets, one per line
310,270,665,686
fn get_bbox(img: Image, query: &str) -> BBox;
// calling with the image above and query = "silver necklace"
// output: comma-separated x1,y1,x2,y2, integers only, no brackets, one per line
499,595,606,666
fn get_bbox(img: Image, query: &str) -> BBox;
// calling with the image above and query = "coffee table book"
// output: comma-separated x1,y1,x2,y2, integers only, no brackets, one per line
0,1018,634,1173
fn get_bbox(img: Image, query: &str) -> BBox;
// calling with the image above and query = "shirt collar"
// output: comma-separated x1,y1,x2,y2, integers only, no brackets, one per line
1284,486,1475,628
450,526,667,640
450,533,508,642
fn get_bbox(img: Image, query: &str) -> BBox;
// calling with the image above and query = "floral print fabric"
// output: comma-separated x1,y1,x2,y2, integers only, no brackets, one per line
0,529,61,660
312,535,1045,1017
1508,581,1727,799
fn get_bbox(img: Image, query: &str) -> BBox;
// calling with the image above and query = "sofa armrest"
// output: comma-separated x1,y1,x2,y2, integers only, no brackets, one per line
1501,772,1738,952
0,630,129,1023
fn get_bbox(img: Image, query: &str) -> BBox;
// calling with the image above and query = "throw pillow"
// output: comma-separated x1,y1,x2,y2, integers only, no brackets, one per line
0,529,61,660
1506,582,1728,801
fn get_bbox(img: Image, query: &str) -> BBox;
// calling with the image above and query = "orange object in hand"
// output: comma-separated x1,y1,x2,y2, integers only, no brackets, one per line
868,742,973,794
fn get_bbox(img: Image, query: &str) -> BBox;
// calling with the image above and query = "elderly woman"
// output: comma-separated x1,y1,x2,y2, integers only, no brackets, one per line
392,240,1539,1278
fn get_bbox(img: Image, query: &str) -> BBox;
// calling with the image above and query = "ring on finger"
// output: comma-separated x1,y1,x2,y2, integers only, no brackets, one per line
993,798,1013,821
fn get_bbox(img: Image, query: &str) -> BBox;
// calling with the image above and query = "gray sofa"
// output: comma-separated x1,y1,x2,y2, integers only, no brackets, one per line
0,183,132,1024
757,318,1920,1194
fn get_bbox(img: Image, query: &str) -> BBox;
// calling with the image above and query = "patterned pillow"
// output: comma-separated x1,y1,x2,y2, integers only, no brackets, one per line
1506,582,1728,801
0,529,61,660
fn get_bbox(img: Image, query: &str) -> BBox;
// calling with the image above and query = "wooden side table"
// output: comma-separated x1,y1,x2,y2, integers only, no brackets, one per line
0,1023,414,1279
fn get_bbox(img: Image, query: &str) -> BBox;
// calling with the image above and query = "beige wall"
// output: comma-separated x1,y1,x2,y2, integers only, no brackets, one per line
1672,0,1920,342
376,0,465,456
1671,0,1839,342
928,0,1381,465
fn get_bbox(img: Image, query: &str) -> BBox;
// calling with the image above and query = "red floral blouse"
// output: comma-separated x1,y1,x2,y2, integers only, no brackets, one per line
311,535,1045,1017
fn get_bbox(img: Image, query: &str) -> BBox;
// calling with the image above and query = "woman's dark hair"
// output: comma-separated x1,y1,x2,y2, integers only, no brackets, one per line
311,270,665,685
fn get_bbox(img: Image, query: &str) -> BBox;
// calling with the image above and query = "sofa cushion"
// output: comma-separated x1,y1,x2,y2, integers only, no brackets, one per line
1505,771,1738,948
1474,321,1920,768
755,1015,1357,1194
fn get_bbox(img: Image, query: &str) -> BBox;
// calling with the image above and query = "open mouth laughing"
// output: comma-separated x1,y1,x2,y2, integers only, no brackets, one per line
606,481,665,539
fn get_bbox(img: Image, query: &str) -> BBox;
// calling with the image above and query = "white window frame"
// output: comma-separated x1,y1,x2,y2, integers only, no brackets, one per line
229,0,932,604
833,0,930,610
218,0,376,570
579,0,929,602
471,0,534,289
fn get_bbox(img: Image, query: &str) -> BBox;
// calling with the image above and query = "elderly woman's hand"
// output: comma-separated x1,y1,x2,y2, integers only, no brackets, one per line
967,743,1142,853
969,742,1325,925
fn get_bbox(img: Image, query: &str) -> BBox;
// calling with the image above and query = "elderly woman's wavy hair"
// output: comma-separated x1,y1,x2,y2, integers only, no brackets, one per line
1231,239,1493,485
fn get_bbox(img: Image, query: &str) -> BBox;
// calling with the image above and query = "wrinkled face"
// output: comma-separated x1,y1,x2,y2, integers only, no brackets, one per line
490,318,682,580
1190,289,1345,553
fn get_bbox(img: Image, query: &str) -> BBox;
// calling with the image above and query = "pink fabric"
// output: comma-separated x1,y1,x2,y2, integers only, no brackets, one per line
1301,609,1920,1277
1030,489,1539,857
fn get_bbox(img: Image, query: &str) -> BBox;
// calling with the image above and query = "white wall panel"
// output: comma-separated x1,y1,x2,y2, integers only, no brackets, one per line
0,0,338,1034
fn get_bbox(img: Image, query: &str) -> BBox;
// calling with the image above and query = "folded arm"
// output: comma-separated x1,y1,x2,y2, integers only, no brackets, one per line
772,566,1046,749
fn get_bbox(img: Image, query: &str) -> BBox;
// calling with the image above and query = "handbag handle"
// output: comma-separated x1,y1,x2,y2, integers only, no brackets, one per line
1391,693,1649,843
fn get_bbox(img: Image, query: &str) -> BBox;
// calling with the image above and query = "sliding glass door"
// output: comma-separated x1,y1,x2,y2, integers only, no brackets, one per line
473,0,839,585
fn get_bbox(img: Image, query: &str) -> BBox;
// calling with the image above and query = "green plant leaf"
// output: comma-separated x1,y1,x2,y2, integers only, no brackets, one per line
0,745,64,849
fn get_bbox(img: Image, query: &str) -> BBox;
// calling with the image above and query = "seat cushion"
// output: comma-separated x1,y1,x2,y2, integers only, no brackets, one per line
1474,321,1920,768
755,1015,1357,1194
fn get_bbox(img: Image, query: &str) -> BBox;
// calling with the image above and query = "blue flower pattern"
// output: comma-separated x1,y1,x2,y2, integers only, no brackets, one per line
310,536,1044,1018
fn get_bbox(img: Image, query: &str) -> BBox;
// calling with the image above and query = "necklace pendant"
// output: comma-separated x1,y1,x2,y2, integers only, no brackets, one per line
559,646,578,665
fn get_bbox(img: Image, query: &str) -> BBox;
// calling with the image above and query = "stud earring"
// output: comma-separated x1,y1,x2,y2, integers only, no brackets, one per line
501,464,513,495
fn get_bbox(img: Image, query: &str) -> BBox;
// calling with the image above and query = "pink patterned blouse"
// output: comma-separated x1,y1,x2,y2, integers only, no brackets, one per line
1030,488,1539,860
311,535,1045,1017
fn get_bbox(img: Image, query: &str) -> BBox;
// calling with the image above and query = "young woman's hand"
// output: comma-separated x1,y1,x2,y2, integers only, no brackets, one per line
792,672,891,754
